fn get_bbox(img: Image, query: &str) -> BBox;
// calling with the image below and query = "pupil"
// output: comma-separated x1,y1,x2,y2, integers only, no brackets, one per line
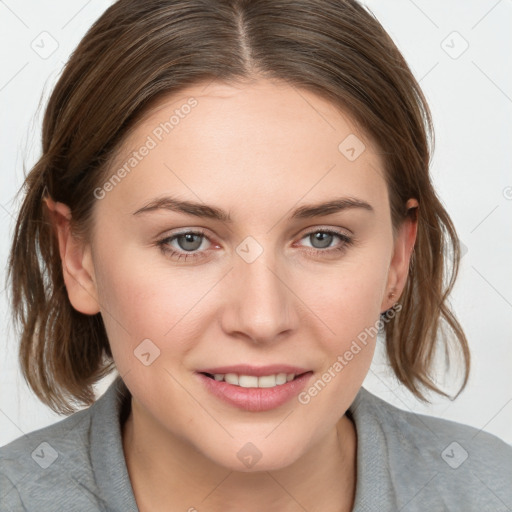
312,232,332,249
179,233,202,251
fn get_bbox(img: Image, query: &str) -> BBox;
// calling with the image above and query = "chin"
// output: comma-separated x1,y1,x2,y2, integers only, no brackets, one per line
204,440,301,473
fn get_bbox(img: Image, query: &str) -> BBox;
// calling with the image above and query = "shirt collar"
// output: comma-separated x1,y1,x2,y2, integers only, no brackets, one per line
90,375,138,512
89,376,396,511
348,386,398,510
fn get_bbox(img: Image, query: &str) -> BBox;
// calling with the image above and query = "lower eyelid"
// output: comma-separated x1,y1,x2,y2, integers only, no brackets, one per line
298,230,352,246
165,232,210,251
158,229,352,257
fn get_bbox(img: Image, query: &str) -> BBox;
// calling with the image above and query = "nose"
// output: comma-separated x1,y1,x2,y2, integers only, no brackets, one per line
220,245,299,344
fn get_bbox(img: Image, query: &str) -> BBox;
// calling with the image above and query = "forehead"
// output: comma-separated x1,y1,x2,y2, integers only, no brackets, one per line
101,79,388,218
132,79,369,150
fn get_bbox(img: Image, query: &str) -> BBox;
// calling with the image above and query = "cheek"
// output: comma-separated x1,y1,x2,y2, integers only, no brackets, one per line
295,259,390,423
92,244,207,372
307,250,390,341
296,240,392,402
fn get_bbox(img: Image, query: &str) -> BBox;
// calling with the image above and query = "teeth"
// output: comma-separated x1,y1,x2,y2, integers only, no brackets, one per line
225,373,239,385
275,373,287,385
209,372,297,388
239,375,259,387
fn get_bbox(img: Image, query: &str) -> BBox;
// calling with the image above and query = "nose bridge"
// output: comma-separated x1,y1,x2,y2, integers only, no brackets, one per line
224,238,296,342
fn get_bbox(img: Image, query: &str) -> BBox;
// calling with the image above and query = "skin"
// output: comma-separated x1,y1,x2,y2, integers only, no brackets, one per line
45,78,417,512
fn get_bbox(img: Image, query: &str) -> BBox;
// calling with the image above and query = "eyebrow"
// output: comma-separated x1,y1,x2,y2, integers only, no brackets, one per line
132,195,374,221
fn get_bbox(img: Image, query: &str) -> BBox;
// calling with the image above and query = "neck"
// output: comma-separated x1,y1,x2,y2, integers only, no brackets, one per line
122,398,357,512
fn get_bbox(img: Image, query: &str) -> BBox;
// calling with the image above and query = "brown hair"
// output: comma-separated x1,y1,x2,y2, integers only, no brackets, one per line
6,0,470,414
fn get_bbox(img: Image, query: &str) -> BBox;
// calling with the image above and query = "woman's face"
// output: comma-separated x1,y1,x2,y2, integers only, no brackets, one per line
67,79,415,471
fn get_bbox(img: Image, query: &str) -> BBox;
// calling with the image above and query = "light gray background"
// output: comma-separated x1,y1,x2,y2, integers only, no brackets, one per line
1,0,511,447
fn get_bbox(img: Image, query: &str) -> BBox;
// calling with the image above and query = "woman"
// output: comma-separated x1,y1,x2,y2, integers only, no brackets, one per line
1,1,511,511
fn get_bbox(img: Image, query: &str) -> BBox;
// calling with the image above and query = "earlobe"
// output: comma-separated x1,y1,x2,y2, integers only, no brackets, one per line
43,196,100,315
380,198,418,313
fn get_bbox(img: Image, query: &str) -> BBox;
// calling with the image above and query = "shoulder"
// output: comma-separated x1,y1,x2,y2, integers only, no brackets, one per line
0,395,111,511
359,387,512,462
350,387,512,511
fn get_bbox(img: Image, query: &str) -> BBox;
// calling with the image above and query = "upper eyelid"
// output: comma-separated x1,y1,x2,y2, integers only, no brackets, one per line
300,226,352,237
161,226,350,238
158,227,209,241
294,228,352,248
161,226,351,248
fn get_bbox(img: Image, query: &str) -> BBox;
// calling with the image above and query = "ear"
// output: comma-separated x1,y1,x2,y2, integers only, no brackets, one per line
43,195,100,315
380,198,418,313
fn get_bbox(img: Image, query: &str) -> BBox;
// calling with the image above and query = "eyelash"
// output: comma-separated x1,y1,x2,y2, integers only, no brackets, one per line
156,228,354,262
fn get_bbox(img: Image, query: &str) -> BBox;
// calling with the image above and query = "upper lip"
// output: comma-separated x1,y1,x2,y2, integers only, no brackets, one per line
196,364,312,377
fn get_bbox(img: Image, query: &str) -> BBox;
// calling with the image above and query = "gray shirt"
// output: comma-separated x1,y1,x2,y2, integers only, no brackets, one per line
1,376,511,511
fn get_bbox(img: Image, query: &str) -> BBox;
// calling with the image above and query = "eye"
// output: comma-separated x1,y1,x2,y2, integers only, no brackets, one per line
172,232,205,251
156,229,212,262
156,227,354,263
296,228,354,256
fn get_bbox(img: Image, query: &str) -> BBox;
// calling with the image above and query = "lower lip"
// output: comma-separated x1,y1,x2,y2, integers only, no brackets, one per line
196,372,313,412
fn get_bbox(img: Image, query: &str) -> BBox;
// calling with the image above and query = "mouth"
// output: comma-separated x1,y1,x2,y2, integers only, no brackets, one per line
196,369,314,412
199,371,311,388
